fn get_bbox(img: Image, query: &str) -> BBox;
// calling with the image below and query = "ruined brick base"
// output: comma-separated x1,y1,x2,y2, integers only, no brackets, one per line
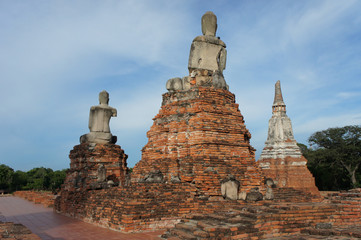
63,143,128,191
54,187,361,237
163,188,361,239
259,156,320,197
12,188,359,238
55,182,224,232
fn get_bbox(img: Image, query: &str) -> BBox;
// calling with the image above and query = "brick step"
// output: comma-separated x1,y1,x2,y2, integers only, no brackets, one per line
272,187,320,202
163,207,259,239
175,222,198,232
269,235,360,239
301,227,361,239
168,228,197,240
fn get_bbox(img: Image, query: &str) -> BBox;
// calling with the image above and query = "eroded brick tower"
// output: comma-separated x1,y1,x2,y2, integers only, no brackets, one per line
131,11,264,197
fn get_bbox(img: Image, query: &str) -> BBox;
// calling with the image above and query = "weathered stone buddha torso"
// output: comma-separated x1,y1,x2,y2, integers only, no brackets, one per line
166,11,228,92
89,104,115,133
188,11,226,73
80,90,117,144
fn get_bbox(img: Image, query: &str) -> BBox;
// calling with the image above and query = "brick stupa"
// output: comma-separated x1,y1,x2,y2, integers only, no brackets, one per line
258,80,320,196
131,11,264,197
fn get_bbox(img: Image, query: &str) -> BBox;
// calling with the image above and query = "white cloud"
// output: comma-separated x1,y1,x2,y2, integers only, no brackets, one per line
111,88,163,131
337,91,361,99
282,0,357,47
294,112,361,136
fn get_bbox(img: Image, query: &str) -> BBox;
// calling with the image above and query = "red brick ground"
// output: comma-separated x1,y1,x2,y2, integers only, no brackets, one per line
0,196,163,240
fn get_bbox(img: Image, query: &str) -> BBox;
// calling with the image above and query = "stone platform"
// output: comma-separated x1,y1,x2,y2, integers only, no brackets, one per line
163,189,361,239
14,189,361,239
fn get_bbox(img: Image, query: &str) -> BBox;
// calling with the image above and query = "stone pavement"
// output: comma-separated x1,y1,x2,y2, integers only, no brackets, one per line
0,196,163,240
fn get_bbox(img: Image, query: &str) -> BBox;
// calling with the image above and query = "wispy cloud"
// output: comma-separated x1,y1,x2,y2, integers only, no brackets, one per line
337,91,361,99
294,112,361,137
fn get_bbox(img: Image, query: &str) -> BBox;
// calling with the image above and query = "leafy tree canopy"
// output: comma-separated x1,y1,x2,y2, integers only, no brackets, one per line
0,164,14,190
303,125,361,190
0,165,67,192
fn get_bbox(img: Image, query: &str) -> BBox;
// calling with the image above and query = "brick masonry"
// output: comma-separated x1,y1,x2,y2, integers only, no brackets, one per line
131,86,264,196
259,155,320,196
63,143,129,191
14,188,361,238
163,188,361,239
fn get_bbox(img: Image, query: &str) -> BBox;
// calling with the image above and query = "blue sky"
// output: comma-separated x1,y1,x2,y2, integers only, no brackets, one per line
1,0,360,171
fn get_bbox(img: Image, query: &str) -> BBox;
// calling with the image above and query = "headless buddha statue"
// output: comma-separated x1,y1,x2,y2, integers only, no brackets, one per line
80,90,117,144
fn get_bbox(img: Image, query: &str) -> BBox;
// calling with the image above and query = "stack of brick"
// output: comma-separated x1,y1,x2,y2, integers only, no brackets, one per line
328,188,361,227
62,143,128,191
272,187,321,203
131,87,264,197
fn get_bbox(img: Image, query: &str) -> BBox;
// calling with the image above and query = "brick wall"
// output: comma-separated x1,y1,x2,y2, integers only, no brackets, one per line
55,182,216,232
259,155,320,197
13,191,55,207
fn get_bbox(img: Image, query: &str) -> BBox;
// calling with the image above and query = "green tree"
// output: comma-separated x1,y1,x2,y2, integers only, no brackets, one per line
307,125,361,189
301,143,351,190
0,164,14,190
11,170,28,191
25,167,53,190
49,169,67,191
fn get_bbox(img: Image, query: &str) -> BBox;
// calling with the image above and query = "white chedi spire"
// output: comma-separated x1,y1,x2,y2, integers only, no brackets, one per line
259,81,302,160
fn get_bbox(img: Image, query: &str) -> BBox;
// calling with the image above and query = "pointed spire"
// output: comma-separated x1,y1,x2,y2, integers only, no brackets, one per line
272,80,286,113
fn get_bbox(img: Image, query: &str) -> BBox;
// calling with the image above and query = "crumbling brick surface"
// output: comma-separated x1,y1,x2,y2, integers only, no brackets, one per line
18,188,359,237
63,143,129,190
327,188,361,226
131,87,264,196
55,182,217,232
260,155,321,197
163,189,361,239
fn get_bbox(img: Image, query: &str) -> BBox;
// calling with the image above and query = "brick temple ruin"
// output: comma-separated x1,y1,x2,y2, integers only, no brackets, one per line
55,12,361,239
